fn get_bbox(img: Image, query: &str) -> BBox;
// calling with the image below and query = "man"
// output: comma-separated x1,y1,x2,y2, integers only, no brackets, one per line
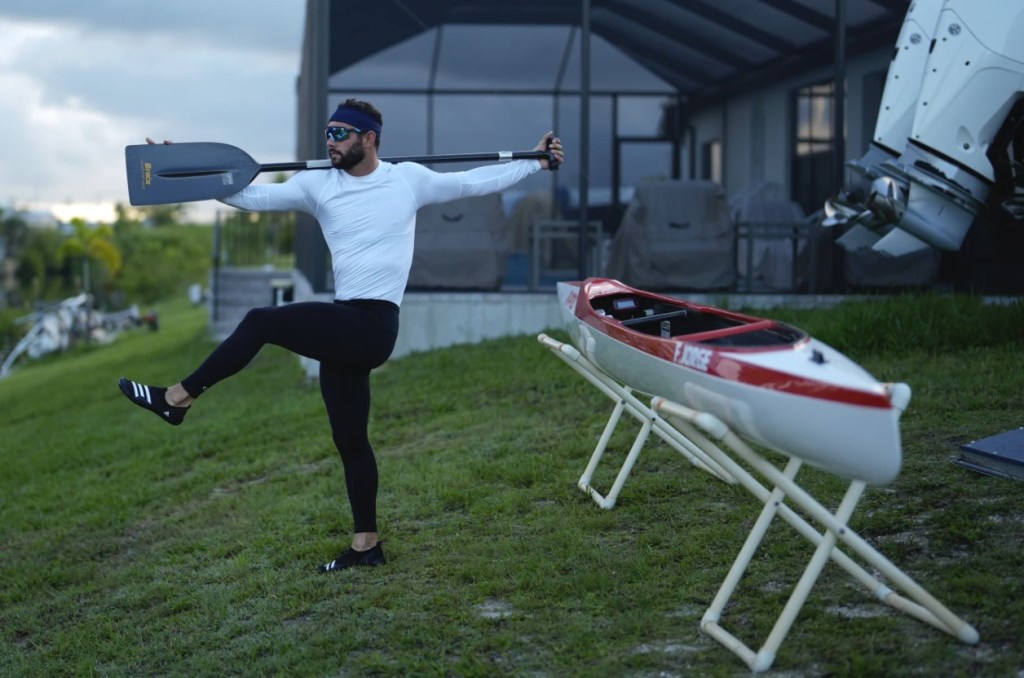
118,98,565,573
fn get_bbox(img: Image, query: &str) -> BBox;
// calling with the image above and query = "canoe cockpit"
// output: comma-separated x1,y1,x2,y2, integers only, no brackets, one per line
589,293,807,348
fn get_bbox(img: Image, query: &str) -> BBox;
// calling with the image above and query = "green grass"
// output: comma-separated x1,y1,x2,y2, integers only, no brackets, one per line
1,294,1023,676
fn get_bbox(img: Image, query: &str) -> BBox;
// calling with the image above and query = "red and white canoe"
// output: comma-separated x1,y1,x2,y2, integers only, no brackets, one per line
556,278,911,485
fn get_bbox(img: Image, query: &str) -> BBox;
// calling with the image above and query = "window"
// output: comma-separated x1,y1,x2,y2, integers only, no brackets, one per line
702,138,722,184
791,81,835,216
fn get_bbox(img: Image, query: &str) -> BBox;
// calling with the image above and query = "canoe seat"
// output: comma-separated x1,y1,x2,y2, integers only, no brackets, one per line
620,309,691,327
619,308,752,340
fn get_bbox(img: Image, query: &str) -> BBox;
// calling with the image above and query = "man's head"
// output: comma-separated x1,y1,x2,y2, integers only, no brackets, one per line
325,98,382,172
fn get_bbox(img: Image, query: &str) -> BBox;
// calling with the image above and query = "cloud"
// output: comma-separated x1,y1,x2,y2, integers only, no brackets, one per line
0,24,137,204
0,0,303,55
0,2,304,215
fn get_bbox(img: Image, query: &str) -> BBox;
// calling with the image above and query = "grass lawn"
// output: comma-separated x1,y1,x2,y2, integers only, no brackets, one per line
1,294,1022,676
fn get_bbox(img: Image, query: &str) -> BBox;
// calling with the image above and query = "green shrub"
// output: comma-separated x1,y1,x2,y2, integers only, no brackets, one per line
0,308,23,356
114,224,212,304
765,293,1024,357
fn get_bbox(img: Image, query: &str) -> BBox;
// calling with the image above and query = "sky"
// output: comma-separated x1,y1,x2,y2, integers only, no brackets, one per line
0,1,306,221
0,2,679,223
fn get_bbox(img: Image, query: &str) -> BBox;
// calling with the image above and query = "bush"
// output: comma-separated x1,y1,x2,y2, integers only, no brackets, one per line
14,228,71,301
0,308,23,357
114,224,212,304
765,293,1024,357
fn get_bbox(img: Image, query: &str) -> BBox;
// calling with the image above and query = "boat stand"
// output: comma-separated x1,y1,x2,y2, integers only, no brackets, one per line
537,334,734,508
650,396,979,672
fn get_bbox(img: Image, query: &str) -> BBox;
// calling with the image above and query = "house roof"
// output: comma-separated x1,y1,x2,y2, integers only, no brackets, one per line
324,0,910,112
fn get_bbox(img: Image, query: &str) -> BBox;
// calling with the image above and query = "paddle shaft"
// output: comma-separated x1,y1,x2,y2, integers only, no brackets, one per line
258,150,556,174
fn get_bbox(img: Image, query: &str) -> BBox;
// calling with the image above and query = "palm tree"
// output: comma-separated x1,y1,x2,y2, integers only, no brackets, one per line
58,218,122,296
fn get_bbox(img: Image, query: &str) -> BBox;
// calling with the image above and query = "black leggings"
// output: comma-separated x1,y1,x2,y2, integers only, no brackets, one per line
181,299,399,533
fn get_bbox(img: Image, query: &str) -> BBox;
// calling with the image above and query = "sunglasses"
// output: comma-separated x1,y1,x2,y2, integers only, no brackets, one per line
324,125,362,142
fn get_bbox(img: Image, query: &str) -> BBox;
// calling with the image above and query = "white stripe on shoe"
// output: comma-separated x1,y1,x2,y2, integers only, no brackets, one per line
129,380,152,405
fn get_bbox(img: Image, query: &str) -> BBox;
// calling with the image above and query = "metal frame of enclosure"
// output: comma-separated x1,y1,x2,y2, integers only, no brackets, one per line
294,0,909,293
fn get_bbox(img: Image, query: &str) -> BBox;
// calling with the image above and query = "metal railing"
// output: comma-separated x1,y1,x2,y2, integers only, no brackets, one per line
213,210,296,269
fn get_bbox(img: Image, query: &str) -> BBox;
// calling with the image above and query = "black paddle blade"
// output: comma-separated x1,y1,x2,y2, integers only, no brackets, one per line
125,142,263,205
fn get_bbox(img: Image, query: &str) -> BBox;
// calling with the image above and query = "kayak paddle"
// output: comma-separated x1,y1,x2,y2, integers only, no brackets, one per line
125,142,557,206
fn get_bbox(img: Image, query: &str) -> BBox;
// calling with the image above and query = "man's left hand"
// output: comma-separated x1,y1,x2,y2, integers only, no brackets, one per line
535,132,564,170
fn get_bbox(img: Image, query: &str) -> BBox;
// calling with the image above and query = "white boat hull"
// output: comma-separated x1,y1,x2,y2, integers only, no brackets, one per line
556,280,908,485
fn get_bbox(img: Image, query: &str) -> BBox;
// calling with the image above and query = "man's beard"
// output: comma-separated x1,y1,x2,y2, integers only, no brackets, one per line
331,142,366,170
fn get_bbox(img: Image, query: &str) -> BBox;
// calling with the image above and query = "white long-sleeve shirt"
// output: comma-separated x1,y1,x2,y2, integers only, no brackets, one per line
220,159,542,306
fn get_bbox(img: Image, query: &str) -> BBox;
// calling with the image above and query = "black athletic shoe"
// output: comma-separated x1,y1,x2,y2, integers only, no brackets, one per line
318,542,386,573
118,377,189,426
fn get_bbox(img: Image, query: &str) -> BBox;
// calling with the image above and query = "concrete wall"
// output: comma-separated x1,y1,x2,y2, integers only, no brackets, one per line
392,290,565,358
209,267,296,340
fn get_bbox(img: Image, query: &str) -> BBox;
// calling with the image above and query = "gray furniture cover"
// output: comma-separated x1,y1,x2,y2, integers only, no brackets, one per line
730,182,808,290
606,179,735,289
408,193,507,289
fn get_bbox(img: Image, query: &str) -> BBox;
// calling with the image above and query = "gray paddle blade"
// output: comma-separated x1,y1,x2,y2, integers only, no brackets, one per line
125,142,262,206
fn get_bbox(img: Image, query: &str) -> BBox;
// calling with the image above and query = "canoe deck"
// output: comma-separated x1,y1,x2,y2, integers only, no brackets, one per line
588,289,807,348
